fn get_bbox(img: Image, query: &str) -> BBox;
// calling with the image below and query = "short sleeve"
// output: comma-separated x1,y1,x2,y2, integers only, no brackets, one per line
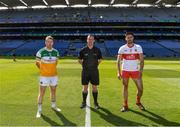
78,49,83,59
36,50,41,59
57,50,60,57
98,48,102,59
118,46,123,55
137,45,143,54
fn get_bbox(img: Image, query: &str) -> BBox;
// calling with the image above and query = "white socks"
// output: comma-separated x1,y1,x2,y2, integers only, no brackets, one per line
36,101,61,118
51,101,61,112
38,103,42,112
51,101,56,108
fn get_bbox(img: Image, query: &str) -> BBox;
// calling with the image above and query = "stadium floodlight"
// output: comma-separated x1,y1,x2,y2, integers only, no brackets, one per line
71,5,88,8
112,4,130,7
13,6,27,9
164,4,173,7
0,7,8,10
137,4,153,7
92,4,109,7
32,5,47,9
51,5,67,8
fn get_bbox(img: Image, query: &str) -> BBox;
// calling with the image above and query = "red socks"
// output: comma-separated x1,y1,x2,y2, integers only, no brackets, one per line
136,96,141,104
123,100,128,107
123,96,141,107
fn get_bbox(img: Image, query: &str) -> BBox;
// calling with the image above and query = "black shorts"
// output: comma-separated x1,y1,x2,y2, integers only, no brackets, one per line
81,69,99,85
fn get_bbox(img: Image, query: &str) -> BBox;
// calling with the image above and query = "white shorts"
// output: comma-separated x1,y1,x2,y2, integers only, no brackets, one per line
39,76,58,86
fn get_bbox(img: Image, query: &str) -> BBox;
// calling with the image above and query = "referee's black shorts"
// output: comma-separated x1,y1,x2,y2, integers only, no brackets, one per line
81,69,99,85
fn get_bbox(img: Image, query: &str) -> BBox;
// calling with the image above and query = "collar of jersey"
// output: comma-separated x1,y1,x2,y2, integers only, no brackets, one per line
126,44,135,48
45,47,53,51
87,46,94,50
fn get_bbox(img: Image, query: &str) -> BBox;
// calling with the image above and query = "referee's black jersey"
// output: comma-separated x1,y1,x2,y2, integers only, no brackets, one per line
78,46,102,70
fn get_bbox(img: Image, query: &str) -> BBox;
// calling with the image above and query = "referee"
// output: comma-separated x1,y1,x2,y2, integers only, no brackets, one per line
78,35,102,109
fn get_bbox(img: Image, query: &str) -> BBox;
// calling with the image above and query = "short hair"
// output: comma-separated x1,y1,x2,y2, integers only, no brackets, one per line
87,34,94,39
125,32,134,37
45,36,54,41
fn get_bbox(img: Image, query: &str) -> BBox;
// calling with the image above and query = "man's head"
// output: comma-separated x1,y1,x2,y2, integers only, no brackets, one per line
87,35,95,48
125,32,134,44
45,36,54,49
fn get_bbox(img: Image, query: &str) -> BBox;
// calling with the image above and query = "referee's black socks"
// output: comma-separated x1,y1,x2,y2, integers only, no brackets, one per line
82,91,88,104
92,91,98,104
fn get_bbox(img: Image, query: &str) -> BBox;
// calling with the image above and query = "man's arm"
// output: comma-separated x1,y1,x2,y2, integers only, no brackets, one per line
117,54,122,80
78,59,83,65
56,58,59,65
98,59,102,65
139,53,144,77
56,51,60,65
36,50,41,69
36,58,41,69
78,49,83,65
98,48,103,65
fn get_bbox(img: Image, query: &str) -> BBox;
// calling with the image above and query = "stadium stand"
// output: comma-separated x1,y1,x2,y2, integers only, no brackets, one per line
0,8,179,23
0,0,179,57
157,39,180,53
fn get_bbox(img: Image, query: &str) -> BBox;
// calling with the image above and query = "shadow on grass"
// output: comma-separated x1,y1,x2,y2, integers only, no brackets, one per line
41,114,60,126
129,109,180,126
90,107,146,126
41,110,77,126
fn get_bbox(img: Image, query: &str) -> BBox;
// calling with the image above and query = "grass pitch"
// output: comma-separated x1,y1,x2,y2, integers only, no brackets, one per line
0,58,180,126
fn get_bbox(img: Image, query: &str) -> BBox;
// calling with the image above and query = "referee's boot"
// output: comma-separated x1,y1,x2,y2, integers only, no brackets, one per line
94,102,100,109
80,101,86,109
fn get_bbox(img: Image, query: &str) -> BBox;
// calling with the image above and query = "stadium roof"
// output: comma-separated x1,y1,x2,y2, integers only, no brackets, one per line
0,0,179,9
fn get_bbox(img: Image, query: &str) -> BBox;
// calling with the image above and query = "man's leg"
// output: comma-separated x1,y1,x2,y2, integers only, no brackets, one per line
121,78,129,112
50,85,61,112
81,70,89,109
121,71,130,111
92,85,99,109
122,78,129,106
133,78,145,110
81,85,88,108
133,78,143,102
91,69,100,109
36,86,46,118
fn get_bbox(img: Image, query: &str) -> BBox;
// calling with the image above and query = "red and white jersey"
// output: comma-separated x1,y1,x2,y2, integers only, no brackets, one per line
118,44,143,71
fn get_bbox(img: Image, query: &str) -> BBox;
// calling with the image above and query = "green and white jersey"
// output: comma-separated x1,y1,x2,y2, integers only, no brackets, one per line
36,47,59,76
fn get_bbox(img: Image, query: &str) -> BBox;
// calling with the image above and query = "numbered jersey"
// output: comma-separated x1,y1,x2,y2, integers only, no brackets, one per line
36,47,59,77
118,44,143,71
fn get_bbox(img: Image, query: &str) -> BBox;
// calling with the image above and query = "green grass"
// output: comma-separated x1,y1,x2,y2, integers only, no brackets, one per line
0,58,180,126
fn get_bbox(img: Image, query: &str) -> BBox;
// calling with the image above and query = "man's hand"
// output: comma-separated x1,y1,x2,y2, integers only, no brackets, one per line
117,54,122,80
98,59,102,65
117,72,122,80
139,70,143,78
78,59,83,65
139,53,144,78
36,61,40,69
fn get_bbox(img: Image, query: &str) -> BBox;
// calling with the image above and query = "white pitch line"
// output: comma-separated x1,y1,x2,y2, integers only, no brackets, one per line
85,86,91,127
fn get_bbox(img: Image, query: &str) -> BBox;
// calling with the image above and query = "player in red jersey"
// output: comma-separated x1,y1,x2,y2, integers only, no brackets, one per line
117,32,145,112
